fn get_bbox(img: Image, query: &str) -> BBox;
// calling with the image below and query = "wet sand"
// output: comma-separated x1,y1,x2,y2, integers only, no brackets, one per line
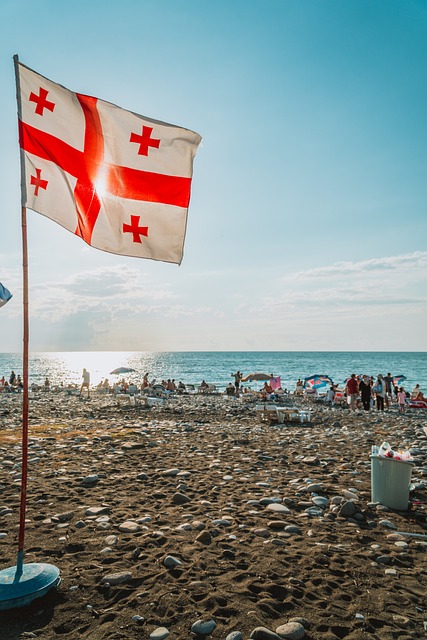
0,390,426,640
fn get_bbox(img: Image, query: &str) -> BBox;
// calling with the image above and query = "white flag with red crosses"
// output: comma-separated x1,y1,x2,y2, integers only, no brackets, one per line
15,58,202,265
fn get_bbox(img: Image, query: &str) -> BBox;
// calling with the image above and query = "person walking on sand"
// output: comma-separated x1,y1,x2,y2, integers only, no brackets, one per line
345,373,359,411
79,368,90,398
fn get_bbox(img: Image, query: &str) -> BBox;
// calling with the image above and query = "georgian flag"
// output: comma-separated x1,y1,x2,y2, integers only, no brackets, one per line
15,58,201,265
0,283,12,308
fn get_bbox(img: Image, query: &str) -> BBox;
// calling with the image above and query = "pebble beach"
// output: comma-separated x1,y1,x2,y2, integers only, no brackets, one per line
0,390,426,640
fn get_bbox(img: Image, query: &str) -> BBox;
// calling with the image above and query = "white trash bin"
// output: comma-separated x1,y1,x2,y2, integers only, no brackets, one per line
370,455,414,510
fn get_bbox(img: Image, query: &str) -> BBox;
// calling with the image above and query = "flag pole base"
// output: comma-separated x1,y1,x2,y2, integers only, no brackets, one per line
0,561,60,610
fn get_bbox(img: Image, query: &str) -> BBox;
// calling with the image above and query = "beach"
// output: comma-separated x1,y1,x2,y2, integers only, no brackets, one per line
0,390,426,640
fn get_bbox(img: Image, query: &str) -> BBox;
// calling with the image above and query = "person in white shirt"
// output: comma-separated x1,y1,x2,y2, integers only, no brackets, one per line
79,368,90,398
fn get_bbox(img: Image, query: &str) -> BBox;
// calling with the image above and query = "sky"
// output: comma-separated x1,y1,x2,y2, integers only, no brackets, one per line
0,0,426,352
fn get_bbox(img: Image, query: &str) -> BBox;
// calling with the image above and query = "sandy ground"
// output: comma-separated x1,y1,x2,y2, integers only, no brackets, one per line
0,390,426,640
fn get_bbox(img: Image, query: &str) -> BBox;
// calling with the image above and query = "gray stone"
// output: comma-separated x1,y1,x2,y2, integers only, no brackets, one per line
163,555,182,568
311,496,328,507
226,632,243,640
150,627,170,640
288,618,310,630
172,492,191,505
100,571,132,585
119,521,140,533
191,619,217,635
85,506,109,517
338,501,357,517
276,621,306,639
266,503,290,514
284,525,301,534
250,627,282,640
53,511,74,522
82,474,99,486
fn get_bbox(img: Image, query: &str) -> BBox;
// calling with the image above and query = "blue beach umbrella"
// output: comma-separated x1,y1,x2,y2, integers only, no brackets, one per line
0,282,12,308
304,374,333,389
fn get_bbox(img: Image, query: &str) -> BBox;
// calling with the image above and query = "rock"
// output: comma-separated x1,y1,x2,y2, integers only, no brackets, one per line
275,622,306,639
100,571,132,585
288,618,310,630
118,521,140,533
53,511,74,522
172,492,191,505
266,503,291,514
284,525,301,534
338,501,357,517
191,619,217,635
82,474,99,486
226,633,243,640
250,627,282,640
85,506,109,517
267,520,287,530
163,555,182,568
150,627,170,640
195,530,212,545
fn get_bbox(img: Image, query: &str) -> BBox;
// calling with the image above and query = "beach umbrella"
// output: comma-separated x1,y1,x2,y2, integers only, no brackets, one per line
0,282,12,308
110,367,136,375
304,374,333,389
241,372,270,382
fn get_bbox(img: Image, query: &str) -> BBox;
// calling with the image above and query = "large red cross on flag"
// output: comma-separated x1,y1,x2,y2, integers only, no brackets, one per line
14,59,202,265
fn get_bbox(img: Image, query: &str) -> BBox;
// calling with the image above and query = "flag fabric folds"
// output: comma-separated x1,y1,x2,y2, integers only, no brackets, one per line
15,59,202,265
0,283,12,308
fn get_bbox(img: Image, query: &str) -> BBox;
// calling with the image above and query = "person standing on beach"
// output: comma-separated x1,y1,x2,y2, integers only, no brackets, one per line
397,387,406,412
359,375,372,411
345,373,359,411
384,372,393,409
79,368,90,398
373,374,385,411
232,371,242,397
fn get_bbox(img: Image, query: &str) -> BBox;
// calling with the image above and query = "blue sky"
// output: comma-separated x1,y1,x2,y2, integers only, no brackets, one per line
1,0,426,351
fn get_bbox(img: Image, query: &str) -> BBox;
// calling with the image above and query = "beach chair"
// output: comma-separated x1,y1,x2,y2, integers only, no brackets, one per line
255,403,279,423
127,384,139,396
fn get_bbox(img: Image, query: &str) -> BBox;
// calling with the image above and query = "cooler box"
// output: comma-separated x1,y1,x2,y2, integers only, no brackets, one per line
370,455,414,510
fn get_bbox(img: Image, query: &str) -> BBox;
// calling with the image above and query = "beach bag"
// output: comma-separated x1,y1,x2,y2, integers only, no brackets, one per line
373,382,382,394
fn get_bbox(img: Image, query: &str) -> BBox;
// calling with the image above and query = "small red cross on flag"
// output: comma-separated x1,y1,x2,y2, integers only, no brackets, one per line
15,58,201,265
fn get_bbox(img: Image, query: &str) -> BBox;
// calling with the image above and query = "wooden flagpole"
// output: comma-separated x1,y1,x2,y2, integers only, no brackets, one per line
0,58,60,607
16,204,29,574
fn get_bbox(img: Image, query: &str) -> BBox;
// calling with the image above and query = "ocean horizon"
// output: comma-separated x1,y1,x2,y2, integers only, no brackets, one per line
0,351,426,392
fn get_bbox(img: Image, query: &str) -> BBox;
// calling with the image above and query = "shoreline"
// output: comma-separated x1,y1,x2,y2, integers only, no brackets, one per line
0,392,426,639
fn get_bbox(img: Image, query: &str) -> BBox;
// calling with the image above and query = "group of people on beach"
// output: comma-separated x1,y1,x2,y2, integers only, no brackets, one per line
0,371,23,392
1,367,425,413
343,373,424,412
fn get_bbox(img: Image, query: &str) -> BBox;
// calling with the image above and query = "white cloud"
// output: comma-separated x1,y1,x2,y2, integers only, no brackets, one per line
286,251,427,280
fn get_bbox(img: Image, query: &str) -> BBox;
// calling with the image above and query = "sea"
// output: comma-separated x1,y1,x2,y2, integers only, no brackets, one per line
0,352,426,393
